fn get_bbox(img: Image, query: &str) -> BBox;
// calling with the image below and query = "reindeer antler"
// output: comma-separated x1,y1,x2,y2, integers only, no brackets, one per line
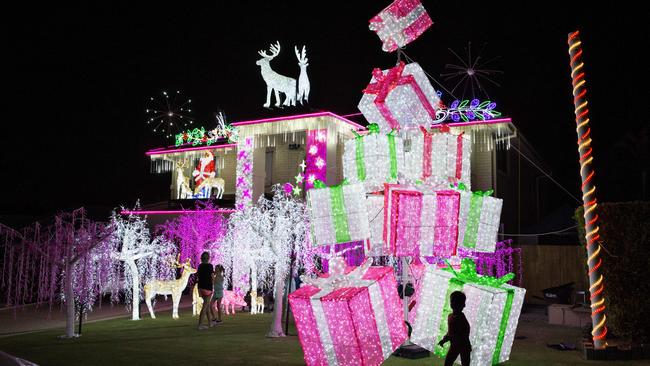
295,45,308,64
258,41,281,59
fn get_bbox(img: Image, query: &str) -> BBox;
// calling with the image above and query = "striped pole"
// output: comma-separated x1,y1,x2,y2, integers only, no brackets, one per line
568,30,607,349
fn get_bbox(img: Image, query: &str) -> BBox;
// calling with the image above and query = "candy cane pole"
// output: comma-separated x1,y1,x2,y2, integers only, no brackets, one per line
568,30,607,349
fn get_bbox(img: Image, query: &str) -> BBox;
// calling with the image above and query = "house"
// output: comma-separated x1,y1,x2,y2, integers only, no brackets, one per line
142,110,558,244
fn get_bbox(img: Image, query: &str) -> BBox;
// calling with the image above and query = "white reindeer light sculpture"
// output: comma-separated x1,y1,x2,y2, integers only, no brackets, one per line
295,45,310,104
175,160,192,199
144,256,196,319
256,41,297,108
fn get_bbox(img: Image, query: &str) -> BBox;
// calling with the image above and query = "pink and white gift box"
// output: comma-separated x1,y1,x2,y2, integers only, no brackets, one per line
289,259,407,366
405,127,472,188
358,62,442,132
383,184,460,257
369,0,433,53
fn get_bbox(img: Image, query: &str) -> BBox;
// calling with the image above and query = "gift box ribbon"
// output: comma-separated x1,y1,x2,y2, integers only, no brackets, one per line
351,124,398,182
300,258,394,364
363,62,438,130
452,183,495,249
314,179,352,243
435,259,515,363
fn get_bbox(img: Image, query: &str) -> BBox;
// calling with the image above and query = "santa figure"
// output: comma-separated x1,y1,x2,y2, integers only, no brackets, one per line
192,151,216,197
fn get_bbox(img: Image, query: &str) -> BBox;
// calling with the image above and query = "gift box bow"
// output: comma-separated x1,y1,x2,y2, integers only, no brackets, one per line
451,182,493,197
443,258,514,288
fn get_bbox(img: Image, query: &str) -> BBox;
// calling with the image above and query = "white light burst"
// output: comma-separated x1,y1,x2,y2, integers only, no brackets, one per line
145,90,195,138
441,42,502,100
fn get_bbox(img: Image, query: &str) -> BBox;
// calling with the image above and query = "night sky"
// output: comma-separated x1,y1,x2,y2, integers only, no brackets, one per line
3,2,648,225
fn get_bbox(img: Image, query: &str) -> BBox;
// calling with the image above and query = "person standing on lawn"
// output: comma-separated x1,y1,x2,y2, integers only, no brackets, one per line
211,264,225,324
438,291,472,366
196,252,215,330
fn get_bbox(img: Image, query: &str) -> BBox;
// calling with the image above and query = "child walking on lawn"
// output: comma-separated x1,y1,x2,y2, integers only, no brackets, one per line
438,291,472,366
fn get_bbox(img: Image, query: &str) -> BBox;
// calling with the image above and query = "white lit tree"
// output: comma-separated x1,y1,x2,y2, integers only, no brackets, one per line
110,206,176,320
223,185,310,336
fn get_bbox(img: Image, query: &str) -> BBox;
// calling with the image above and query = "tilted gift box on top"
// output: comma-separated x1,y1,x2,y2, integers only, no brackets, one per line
289,259,408,366
307,180,370,247
405,127,472,188
456,184,503,253
358,62,442,133
410,259,525,366
343,124,405,193
369,0,433,53
383,184,460,257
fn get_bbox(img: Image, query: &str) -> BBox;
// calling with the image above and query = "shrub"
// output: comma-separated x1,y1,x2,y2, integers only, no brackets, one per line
575,201,650,342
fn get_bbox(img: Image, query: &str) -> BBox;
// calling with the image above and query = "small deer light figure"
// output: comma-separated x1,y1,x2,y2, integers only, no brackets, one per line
250,290,265,314
144,255,196,319
257,41,297,108
295,45,310,104
175,160,192,199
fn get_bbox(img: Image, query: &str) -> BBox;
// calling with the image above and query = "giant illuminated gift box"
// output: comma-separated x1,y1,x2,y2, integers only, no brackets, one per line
289,259,407,366
410,259,525,366
369,0,433,53
307,180,370,247
358,62,441,132
343,124,404,193
384,184,460,257
456,184,503,253
405,127,472,188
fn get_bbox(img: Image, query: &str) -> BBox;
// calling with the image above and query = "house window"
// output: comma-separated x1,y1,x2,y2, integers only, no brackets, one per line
497,148,509,174
265,149,274,188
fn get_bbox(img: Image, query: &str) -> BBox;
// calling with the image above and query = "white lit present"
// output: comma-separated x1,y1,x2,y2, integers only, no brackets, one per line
410,259,525,366
307,181,370,247
343,124,404,193
457,186,503,253
358,62,441,132
405,128,472,188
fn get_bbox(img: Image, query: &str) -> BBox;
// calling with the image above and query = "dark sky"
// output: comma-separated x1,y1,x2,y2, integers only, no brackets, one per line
3,1,648,224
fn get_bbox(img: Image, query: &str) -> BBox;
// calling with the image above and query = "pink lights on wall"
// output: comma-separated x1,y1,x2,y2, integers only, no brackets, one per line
236,136,254,210
305,129,327,190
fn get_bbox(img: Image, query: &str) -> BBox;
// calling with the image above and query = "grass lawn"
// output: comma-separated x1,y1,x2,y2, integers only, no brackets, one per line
0,308,648,366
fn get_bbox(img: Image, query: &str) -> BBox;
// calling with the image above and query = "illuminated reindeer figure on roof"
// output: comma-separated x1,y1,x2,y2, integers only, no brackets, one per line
256,42,311,108
144,255,196,319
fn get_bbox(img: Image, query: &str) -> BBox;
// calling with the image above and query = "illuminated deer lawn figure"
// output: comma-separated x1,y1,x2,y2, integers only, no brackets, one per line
250,290,265,314
175,160,192,199
295,45,310,104
144,255,196,319
194,177,225,199
257,41,296,108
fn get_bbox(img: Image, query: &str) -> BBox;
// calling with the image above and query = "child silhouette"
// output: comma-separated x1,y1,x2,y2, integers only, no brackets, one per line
438,291,472,366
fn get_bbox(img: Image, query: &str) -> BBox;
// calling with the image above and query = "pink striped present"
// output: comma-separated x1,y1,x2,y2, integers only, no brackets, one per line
369,0,433,52
383,184,461,257
289,259,407,366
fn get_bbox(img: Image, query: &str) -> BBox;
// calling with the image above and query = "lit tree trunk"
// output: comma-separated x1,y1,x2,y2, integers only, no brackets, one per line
64,257,76,338
127,259,140,321
267,265,287,337
250,262,257,314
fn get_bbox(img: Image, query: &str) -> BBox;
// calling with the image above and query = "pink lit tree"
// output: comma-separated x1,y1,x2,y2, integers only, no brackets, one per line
158,200,228,268
0,208,114,338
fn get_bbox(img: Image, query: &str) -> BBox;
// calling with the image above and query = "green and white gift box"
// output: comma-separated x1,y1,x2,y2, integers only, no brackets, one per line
456,184,503,253
307,180,370,247
410,259,525,366
343,123,404,193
